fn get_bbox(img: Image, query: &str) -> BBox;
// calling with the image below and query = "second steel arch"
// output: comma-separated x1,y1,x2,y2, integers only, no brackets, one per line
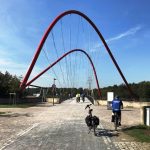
20,10,134,97
25,49,101,97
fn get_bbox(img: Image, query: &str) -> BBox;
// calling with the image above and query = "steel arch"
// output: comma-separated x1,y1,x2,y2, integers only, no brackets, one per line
24,49,101,97
20,10,134,97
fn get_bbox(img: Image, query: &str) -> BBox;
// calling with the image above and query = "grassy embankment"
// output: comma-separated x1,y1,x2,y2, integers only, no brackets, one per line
0,112,6,114
123,125,150,142
0,104,36,108
0,104,36,116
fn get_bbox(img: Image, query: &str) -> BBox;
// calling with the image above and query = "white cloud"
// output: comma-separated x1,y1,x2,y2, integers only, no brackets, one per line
90,25,142,52
106,25,142,43
0,56,54,86
0,57,27,74
0,8,37,57
0,58,26,68
0,8,40,76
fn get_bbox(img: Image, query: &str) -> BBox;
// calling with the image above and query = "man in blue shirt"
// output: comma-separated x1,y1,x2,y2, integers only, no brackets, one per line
111,96,123,126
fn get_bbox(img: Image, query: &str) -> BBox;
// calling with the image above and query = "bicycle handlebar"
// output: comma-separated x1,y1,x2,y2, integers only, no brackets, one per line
85,104,92,109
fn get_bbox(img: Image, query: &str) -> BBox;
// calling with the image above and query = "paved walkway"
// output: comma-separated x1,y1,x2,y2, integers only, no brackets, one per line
0,98,149,150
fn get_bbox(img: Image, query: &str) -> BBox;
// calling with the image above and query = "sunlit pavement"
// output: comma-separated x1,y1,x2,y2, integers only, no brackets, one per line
0,98,149,150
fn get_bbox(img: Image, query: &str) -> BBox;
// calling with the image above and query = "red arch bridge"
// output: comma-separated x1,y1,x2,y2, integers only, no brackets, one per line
20,10,134,98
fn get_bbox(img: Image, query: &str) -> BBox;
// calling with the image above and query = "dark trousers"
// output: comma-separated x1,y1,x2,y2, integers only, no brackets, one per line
112,110,121,123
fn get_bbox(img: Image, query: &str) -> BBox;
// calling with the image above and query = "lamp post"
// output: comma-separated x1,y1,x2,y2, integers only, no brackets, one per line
52,78,56,106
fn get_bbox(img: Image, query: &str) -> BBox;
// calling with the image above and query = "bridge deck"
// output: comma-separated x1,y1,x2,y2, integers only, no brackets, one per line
0,98,149,150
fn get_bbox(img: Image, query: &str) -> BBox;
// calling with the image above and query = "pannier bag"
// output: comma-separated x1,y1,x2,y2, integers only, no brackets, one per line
85,115,100,126
93,116,100,125
85,115,92,126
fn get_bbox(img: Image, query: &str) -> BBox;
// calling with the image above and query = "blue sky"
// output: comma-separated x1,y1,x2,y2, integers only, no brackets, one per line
0,0,150,88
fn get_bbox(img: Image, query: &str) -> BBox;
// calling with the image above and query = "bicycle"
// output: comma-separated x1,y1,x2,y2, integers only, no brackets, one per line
85,104,99,136
113,111,119,131
82,96,85,102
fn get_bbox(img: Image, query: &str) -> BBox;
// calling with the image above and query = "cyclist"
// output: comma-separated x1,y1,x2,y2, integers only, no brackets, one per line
76,93,80,102
111,96,123,126
81,93,85,102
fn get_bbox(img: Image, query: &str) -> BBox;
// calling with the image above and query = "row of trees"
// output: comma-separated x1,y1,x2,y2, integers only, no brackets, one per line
0,71,150,101
93,81,150,101
23,82,150,101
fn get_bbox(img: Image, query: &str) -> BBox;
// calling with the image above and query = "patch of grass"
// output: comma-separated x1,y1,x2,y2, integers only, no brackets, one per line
0,112,6,115
123,125,150,142
0,104,36,108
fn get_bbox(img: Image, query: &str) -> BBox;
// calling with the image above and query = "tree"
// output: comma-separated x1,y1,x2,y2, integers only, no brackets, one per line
0,71,21,97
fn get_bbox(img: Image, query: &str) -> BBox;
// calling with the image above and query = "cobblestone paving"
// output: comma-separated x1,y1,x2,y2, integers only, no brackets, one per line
0,98,149,150
114,142,150,150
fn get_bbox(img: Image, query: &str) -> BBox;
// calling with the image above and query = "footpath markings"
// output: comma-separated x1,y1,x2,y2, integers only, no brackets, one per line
0,123,39,150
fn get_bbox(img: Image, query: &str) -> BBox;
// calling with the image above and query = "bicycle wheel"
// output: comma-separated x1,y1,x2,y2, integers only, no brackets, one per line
93,125,96,136
114,113,118,131
92,120,96,136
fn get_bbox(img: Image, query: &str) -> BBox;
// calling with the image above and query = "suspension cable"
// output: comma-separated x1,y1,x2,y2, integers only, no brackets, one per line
60,19,70,88
51,30,67,87
69,14,73,89
42,48,62,87
72,16,81,88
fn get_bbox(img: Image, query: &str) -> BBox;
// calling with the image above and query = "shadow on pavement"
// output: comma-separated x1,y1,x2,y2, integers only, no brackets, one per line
122,109,133,111
96,128,119,137
35,104,55,107
0,113,33,117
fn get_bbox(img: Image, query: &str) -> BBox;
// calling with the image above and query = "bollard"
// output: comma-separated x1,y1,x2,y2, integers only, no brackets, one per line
140,107,144,125
141,106,150,126
146,107,150,126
